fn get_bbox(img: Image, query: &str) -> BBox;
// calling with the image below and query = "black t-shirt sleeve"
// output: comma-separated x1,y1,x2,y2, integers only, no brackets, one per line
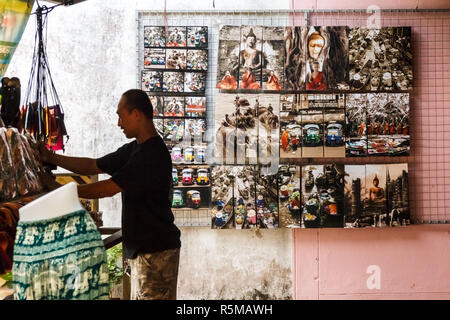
110,151,147,194
96,143,132,176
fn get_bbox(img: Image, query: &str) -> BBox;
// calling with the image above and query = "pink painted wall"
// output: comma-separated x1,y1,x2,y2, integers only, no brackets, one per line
290,1,450,300
290,0,450,10
294,225,450,299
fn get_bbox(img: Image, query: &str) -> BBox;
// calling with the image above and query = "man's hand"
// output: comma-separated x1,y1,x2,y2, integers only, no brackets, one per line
38,171,61,191
37,142,53,164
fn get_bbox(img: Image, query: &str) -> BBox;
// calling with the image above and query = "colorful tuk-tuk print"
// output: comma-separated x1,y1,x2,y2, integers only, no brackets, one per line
172,189,184,208
194,146,206,163
187,190,201,208
172,168,179,186
182,168,194,185
196,168,209,185
171,146,183,163
324,114,345,158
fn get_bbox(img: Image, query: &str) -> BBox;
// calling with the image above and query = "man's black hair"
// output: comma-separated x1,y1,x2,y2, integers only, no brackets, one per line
122,89,153,119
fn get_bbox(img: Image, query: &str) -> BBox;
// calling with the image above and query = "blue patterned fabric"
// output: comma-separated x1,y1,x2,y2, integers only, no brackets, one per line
12,209,110,300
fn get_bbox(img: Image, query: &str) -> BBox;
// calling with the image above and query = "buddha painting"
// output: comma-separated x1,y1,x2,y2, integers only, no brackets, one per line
306,61,327,90
307,31,325,61
306,31,327,90
369,175,385,203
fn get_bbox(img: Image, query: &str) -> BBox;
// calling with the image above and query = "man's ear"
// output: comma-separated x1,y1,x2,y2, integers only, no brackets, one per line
132,108,142,119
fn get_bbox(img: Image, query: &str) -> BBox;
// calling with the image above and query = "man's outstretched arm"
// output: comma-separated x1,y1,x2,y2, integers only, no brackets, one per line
39,172,122,199
77,179,122,199
39,143,103,175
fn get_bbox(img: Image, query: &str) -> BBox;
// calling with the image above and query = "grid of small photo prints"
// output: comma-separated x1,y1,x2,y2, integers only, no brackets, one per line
142,25,210,227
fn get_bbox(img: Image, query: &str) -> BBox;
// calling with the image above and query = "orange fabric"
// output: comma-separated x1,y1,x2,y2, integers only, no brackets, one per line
281,130,289,151
216,74,237,90
265,74,281,90
240,71,260,89
306,72,327,90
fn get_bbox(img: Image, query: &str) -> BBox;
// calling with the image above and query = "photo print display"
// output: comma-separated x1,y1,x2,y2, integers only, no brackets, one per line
167,26,187,47
187,26,208,48
171,145,207,165
301,164,345,228
324,27,350,90
256,94,280,165
361,164,411,227
280,94,302,159
233,94,258,164
187,50,208,71
239,26,263,90
366,93,410,156
154,119,164,138
166,49,187,70
149,95,164,117
144,26,165,47
284,26,307,90
171,164,211,226
164,97,185,117
262,27,284,91
185,72,206,92
185,118,206,143
216,25,412,92
142,70,163,92
216,25,240,90
185,96,206,118
233,166,257,230
255,169,279,229
343,165,366,228
301,96,324,158
278,165,301,228
304,26,330,91
211,166,236,229
385,163,410,226
214,93,279,165
349,27,412,91
163,71,184,92
323,94,345,158
144,48,166,69
364,164,388,219
163,119,185,143
214,93,237,164
345,94,368,157
171,165,211,207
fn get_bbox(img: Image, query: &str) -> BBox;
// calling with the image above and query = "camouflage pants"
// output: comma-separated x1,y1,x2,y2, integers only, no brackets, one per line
129,248,180,300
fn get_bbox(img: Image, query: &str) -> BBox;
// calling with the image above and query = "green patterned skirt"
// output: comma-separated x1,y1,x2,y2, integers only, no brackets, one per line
12,209,110,300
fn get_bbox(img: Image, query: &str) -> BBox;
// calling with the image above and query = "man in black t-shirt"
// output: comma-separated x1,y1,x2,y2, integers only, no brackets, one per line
38,89,181,300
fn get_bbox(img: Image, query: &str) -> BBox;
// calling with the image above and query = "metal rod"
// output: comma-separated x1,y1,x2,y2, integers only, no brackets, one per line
138,8,450,14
